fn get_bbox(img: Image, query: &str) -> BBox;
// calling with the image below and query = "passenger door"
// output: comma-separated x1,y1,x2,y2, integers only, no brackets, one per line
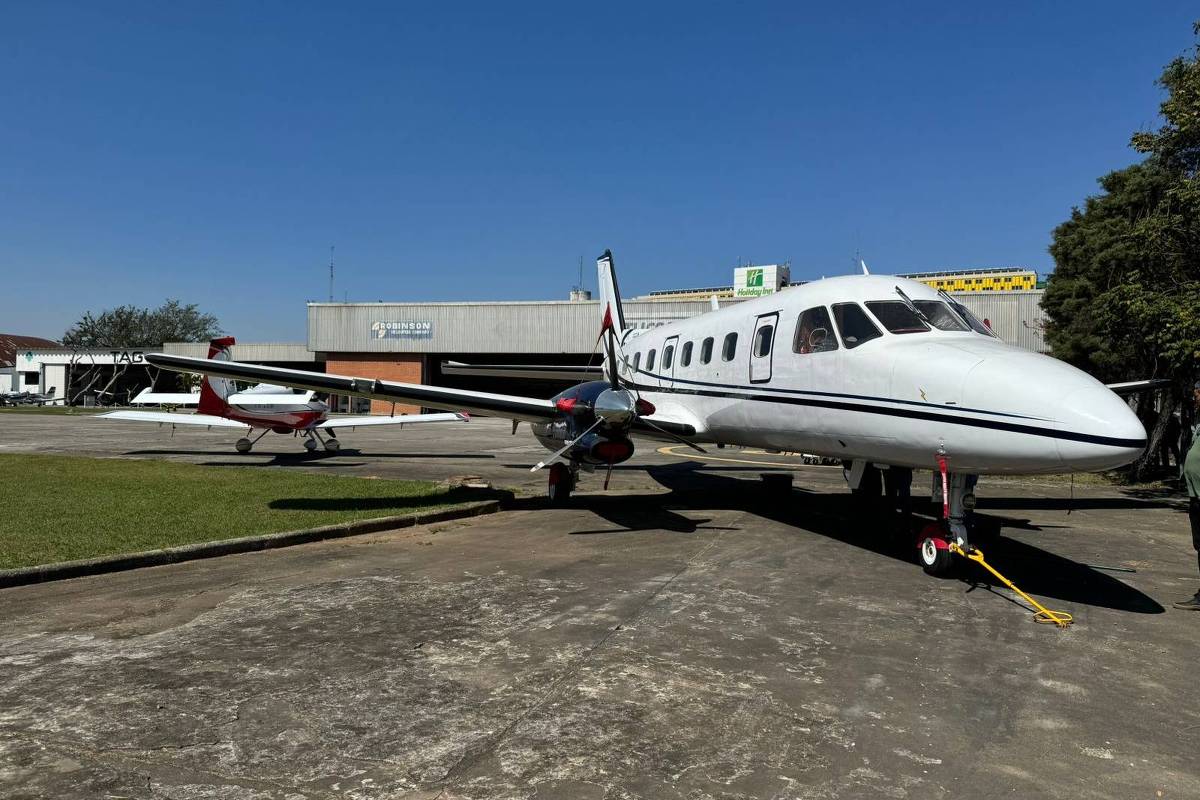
661,335,680,385
749,313,778,384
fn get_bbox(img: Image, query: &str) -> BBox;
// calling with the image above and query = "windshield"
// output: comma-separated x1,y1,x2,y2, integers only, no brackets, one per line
864,301,929,334
940,292,1000,338
912,300,969,331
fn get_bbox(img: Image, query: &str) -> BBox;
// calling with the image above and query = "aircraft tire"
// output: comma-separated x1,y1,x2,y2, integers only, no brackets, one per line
235,438,253,454
324,438,341,453
303,438,318,452
918,523,954,576
548,463,573,506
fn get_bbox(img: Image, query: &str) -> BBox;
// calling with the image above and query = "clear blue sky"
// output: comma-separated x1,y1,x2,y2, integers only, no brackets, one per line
2,1,1195,341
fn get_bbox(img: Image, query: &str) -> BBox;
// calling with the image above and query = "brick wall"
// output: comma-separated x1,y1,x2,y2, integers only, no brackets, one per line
325,354,425,414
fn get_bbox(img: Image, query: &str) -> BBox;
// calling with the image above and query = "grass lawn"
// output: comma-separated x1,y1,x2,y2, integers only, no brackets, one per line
0,454,480,570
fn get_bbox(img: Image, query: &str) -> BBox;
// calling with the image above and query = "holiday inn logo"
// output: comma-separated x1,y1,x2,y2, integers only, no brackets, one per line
746,268,763,287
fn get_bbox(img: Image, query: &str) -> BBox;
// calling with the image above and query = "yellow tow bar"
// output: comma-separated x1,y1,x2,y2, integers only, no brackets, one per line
948,542,1074,628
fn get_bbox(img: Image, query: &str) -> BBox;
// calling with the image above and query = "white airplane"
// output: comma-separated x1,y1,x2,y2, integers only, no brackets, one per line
100,337,468,453
144,254,1146,574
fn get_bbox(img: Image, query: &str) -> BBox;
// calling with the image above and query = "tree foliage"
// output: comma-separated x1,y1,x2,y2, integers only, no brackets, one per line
1043,22,1200,477
62,299,222,348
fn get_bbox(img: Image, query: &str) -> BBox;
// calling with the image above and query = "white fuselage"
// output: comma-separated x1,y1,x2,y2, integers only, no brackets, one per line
617,276,1145,474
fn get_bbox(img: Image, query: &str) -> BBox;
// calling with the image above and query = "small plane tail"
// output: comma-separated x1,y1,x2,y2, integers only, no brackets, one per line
197,336,237,416
596,250,628,335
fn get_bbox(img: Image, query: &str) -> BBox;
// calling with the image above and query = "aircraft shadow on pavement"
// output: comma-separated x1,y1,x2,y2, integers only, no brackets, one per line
550,461,1164,615
269,486,513,512
123,449,494,463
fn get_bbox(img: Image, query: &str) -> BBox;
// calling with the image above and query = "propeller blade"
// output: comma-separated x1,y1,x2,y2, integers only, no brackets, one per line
530,417,604,472
641,418,706,453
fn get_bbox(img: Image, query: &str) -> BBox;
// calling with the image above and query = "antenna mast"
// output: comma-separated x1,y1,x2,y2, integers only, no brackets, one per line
328,246,335,302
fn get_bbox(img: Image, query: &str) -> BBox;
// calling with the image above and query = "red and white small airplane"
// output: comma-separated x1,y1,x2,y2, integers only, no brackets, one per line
99,337,468,453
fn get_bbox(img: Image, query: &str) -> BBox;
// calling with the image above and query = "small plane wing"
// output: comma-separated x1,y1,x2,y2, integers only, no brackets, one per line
441,361,603,382
145,354,559,422
315,412,469,429
97,410,249,428
1106,379,1172,396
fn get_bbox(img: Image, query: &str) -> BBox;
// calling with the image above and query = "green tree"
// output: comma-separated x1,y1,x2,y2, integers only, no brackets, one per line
1044,22,1200,479
62,299,222,349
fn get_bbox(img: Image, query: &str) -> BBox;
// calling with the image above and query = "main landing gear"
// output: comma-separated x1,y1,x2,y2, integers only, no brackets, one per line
235,429,270,453
303,429,341,453
547,462,578,506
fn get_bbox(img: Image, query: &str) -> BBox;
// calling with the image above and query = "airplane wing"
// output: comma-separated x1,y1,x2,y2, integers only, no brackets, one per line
145,354,559,422
145,353,702,437
97,410,249,428
315,412,469,429
441,361,602,381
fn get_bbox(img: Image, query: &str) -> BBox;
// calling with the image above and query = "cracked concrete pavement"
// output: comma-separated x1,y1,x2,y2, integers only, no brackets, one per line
1,414,1198,798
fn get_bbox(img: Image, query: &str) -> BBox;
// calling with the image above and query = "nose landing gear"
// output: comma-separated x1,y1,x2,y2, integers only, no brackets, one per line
547,462,578,506
918,458,976,576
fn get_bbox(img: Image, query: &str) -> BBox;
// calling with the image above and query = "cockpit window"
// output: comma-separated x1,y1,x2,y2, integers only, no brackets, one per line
944,295,1000,338
832,303,883,349
912,300,969,331
865,301,930,334
794,306,838,353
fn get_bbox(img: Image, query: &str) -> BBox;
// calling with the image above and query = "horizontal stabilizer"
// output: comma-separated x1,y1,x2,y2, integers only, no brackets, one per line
131,389,201,405
228,391,315,404
441,362,602,381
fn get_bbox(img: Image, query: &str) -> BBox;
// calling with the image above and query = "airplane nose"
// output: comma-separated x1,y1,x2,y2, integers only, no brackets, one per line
1054,384,1147,471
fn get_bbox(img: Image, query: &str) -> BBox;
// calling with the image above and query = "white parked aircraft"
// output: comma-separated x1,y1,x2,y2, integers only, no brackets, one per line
101,337,468,453
145,254,1146,573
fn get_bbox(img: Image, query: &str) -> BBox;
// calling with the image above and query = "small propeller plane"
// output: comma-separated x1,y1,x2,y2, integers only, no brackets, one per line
144,254,1146,574
100,337,468,453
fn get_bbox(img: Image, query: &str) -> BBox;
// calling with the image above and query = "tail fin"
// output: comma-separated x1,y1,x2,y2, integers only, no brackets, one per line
197,336,237,416
596,250,628,334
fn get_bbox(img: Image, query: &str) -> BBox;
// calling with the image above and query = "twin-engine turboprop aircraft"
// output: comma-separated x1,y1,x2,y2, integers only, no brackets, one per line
144,254,1146,574
100,337,468,453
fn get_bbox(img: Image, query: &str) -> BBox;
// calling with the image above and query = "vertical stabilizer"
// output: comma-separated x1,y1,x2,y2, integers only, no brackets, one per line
596,250,628,334
197,336,237,416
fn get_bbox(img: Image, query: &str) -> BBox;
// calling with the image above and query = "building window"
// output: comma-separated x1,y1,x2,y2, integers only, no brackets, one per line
700,337,714,364
681,341,693,367
753,325,774,357
23,371,39,386
721,332,738,362
646,349,656,371
663,344,674,369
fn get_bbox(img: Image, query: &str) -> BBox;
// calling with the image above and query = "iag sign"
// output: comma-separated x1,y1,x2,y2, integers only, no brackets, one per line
371,321,433,340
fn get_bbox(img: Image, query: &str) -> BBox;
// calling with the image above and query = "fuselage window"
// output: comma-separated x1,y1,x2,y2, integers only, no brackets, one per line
663,344,674,369
911,300,969,331
681,341,693,367
794,306,839,353
721,332,738,362
646,349,656,371
633,352,641,372
753,325,774,357
832,303,883,349
700,337,714,364
864,301,930,334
